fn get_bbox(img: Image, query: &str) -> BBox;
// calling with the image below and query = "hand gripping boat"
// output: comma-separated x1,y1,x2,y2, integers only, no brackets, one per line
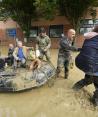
0,61,56,92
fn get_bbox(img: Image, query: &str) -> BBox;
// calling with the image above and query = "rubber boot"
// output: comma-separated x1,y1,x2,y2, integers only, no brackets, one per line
64,72,69,79
72,79,85,91
92,90,98,106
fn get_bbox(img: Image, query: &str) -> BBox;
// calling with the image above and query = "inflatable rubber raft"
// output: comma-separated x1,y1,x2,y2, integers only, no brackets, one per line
0,61,56,92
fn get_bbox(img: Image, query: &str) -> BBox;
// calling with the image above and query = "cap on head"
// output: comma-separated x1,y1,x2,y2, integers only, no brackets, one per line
39,27,46,33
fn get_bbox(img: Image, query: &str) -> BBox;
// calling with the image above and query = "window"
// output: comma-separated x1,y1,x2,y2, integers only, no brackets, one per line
79,19,98,34
6,28,16,38
29,27,38,38
80,28,93,34
49,25,63,38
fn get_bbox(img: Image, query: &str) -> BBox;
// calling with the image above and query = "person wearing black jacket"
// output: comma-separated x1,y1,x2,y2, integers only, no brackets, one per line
56,29,78,79
6,44,14,66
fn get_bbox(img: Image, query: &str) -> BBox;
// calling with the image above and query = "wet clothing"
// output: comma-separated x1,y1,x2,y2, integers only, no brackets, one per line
36,35,51,61
73,35,98,106
73,74,98,106
73,74,94,91
75,35,98,74
57,36,77,78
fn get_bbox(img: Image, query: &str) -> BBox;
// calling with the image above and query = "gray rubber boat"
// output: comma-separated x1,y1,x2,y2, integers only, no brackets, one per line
0,61,56,92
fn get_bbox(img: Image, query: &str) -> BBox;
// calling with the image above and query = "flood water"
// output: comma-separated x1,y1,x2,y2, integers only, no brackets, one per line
0,48,97,117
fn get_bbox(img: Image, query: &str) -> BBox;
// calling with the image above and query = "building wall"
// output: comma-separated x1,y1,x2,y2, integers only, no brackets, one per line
30,16,73,48
0,7,98,48
0,18,88,48
0,18,24,46
30,8,98,48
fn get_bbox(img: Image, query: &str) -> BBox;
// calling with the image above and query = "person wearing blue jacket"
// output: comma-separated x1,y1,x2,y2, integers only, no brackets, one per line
73,26,98,106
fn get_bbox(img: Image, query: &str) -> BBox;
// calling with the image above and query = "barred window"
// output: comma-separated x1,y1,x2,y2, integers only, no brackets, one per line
79,19,98,34
49,25,63,38
29,27,38,38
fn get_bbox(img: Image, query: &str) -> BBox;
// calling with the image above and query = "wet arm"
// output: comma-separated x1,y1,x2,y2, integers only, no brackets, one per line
61,40,78,51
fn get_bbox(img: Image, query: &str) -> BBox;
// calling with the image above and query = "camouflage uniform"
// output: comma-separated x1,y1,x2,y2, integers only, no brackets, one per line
36,35,51,61
57,36,77,78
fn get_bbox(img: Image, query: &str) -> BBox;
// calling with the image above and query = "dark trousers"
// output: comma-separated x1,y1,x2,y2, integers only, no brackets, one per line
73,74,98,105
92,76,98,104
5,56,14,66
0,58,5,70
57,55,69,78
64,60,69,73
73,74,98,88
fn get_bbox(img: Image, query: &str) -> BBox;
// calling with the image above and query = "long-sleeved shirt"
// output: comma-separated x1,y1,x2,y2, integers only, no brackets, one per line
36,35,51,51
58,36,77,58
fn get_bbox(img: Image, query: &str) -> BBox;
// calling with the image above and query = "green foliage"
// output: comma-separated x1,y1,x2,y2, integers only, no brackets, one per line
0,0,57,37
57,0,98,32
1,0,97,36
90,8,97,19
34,0,57,19
0,0,37,37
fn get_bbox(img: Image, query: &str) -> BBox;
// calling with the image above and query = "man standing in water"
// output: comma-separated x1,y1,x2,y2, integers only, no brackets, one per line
56,29,78,79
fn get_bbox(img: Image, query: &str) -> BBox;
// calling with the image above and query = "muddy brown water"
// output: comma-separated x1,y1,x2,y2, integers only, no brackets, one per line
0,48,98,117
